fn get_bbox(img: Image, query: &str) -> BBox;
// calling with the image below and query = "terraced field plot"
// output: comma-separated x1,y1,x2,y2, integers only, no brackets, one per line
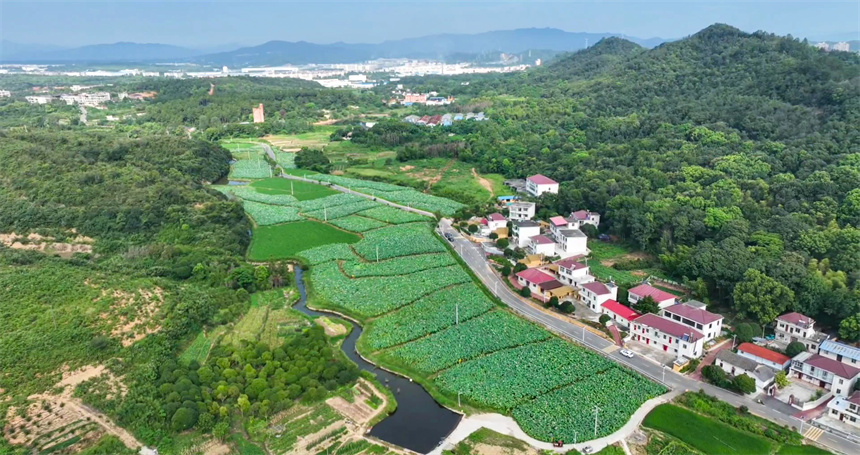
250,178,338,201
248,221,360,260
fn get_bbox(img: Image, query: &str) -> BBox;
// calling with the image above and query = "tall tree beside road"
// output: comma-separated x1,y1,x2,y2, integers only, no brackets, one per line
733,269,795,325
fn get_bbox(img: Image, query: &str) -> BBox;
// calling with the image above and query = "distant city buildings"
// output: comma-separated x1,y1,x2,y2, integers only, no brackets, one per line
25,95,54,104
60,91,111,107
815,41,851,52
403,112,485,127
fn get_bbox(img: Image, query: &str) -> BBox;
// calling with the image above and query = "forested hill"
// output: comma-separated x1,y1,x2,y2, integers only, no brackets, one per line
381,24,860,332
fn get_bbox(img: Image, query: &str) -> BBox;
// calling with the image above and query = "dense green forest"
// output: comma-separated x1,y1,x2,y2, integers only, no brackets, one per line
363,25,860,333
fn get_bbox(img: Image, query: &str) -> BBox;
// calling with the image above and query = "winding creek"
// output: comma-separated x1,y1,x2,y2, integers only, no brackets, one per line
291,267,463,454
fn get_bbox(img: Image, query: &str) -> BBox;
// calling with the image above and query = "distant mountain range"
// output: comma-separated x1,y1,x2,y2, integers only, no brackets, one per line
0,28,668,65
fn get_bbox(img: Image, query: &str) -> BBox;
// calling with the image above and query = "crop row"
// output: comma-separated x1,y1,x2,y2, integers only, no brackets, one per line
274,152,296,169
243,201,303,225
230,158,272,179
327,215,389,232
358,206,428,224
297,193,370,212
298,244,358,265
214,185,298,206
385,311,551,374
309,174,405,193
512,367,666,442
304,199,379,221
434,338,615,410
341,253,456,278
364,283,495,351
307,174,464,215
353,224,446,260
311,262,471,317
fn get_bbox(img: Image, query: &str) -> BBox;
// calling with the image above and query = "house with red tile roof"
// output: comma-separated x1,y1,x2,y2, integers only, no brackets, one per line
580,281,618,312
775,312,828,352
628,283,677,309
631,313,704,359
737,343,791,371
515,268,568,300
600,300,640,328
554,257,593,287
791,352,860,397
661,303,724,341
483,213,507,231
526,174,559,197
570,209,601,227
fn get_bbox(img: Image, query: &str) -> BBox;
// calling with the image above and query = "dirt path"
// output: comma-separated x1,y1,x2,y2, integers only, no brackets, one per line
472,168,495,197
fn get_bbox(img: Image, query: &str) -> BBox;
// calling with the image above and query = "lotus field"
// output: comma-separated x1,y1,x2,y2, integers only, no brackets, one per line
434,339,615,410
214,185,298,206
242,201,303,225
327,215,388,233
308,173,464,215
341,253,456,278
274,151,296,169
513,368,665,441
353,224,447,260
364,284,495,350
311,262,471,317
230,157,272,179
298,244,358,265
359,206,428,224
304,199,378,221
225,173,664,444
385,311,551,374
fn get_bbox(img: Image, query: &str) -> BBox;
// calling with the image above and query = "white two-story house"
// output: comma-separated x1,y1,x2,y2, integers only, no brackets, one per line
715,350,777,396
818,340,860,369
661,303,723,341
631,313,704,359
511,220,540,248
827,391,860,429
775,312,828,351
791,352,860,397
628,283,677,309
525,174,559,197
528,235,556,257
570,210,600,228
554,258,593,287
579,281,618,312
555,228,588,258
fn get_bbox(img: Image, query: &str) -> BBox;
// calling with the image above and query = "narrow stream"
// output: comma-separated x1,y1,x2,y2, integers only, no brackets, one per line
292,267,463,454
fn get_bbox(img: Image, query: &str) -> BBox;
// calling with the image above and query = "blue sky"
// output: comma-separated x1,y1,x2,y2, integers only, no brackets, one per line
1,1,858,47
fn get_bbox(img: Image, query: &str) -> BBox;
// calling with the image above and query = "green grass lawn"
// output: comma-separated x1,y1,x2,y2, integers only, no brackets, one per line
250,178,338,201
248,221,360,260
643,404,774,455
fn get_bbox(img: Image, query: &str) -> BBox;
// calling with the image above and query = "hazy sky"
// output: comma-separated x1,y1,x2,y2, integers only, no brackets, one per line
1,1,859,48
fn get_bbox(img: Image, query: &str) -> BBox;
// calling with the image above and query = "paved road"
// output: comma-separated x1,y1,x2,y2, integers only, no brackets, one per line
437,219,857,455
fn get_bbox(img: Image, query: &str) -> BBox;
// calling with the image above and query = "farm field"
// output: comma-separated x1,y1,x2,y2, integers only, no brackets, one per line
643,404,774,455
307,173,465,215
264,127,337,150
248,221,360,260
229,176,665,445
586,240,668,287
251,177,338,201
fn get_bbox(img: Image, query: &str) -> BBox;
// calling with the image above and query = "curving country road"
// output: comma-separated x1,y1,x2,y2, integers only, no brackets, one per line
436,218,858,455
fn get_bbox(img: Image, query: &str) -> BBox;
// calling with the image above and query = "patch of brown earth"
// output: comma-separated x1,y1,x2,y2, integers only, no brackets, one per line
96,286,164,347
472,168,495,196
315,317,347,337
325,379,388,426
426,159,456,191
200,439,232,455
473,442,538,455
0,232,93,257
400,165,415,171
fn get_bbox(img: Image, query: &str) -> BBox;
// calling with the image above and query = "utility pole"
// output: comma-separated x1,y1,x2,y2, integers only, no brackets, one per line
458,392,461,408
291,181,294,195
732,334,737,350
456,302,459,325
376,246,379,263
582,324,586,341
593,406,600,439
324,206,327,221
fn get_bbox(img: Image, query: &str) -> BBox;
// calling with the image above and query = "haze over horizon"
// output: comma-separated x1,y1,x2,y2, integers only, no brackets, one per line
1,0,859,49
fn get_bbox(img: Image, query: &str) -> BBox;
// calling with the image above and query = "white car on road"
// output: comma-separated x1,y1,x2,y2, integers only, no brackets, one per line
620,349,635,358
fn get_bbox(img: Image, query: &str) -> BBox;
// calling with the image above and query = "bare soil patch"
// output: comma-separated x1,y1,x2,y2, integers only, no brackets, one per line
97,286,164,347
400,165,415,171
472,168,495,196
315,316,347,337
0,232,93,257
473,442,538,455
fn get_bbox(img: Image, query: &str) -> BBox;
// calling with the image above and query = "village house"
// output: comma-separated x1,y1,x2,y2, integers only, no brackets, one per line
737,343,791,372
818,340,860,368
528,235,556,257
579,281,618,312
790,352,860,397
511,220,540,248
554,257,594,287
661,303,723,341
507,201,535,221
628,283,677,309
555,228,588,258
515,268,572,302
483,213,507,231
600,300,640,329
525,174,559,197
826,391,860,429
715,350,777,395
630,313,704,359
549,216,575,240
775,312,827,351
570,210,600,228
